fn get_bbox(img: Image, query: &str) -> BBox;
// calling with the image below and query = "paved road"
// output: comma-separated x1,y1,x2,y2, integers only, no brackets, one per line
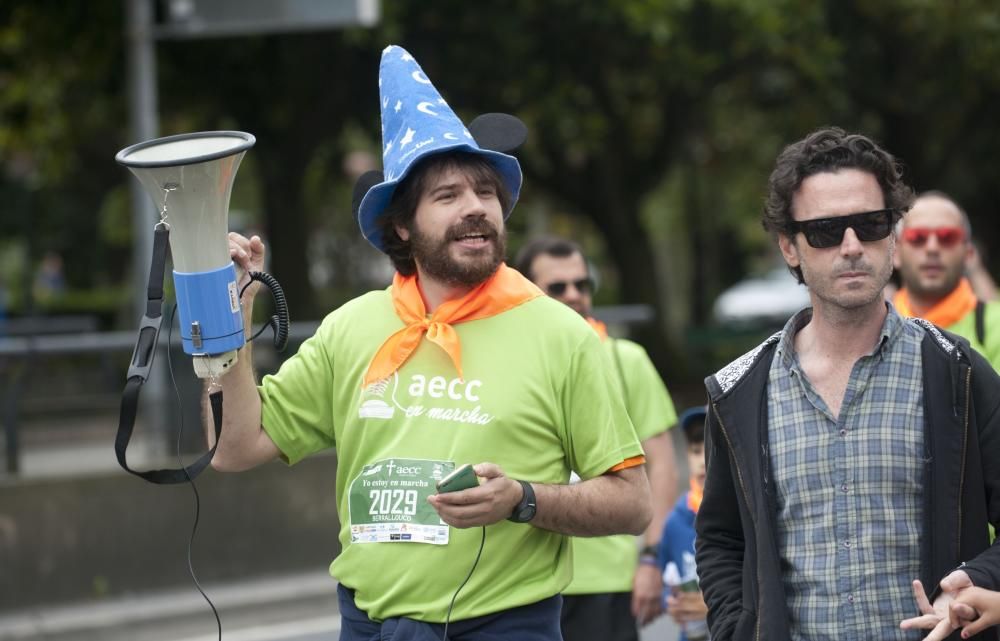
0,569,680,641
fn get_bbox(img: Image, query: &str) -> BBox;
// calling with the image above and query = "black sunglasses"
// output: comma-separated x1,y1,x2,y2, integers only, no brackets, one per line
546,278,593,297
787,208,903,249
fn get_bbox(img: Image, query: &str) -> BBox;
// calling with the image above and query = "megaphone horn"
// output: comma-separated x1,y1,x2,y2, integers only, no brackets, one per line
116,131,254,367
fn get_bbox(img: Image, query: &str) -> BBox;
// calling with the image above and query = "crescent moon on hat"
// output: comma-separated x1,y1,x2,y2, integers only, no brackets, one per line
443,133,459,140
417,102,438,116
412,71,432,85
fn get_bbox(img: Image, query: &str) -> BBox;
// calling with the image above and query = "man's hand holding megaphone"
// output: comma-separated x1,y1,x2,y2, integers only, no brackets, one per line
229,232,266,331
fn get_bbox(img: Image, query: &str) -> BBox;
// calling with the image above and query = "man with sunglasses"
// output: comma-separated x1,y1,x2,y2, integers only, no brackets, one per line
893,191,1000,371
515,236,679,641
695,127,1000,641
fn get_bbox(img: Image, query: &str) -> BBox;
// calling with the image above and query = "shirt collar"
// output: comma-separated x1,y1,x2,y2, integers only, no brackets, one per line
776,301,903,367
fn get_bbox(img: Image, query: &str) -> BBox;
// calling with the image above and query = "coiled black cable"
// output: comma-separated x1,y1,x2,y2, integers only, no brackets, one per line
241,271,290,351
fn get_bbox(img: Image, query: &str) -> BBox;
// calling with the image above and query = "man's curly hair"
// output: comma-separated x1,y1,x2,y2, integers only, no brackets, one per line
763,127,914,283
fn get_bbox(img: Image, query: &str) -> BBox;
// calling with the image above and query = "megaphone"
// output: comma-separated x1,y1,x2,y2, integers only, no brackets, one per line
115,131,288,484
116,130,279,379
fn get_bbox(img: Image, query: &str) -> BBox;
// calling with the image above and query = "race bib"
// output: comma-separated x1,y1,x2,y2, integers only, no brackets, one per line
347,458,454,545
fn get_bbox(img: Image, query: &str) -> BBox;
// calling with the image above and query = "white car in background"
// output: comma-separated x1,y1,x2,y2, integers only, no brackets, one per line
713,267,812,327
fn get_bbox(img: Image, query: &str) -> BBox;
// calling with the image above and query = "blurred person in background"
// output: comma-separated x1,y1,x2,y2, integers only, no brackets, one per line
966,242,998,302
657,406,709,641
893,191,1000,370
33,250,66,303
695,127,1000,641
515,236,678,641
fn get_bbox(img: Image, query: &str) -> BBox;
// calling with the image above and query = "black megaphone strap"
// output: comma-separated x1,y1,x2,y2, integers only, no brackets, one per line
115,225,222,484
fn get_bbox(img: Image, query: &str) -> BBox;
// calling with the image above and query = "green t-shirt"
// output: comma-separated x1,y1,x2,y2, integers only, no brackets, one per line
258,290,643,622
564,337,677,594
946,302,1000,372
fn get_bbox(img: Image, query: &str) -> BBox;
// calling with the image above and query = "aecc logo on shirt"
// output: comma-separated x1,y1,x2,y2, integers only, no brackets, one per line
358,372,495,425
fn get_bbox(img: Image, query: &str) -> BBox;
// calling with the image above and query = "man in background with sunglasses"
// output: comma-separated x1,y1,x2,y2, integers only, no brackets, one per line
695,127,1000,641
515,236,679,641
893,191,1000,371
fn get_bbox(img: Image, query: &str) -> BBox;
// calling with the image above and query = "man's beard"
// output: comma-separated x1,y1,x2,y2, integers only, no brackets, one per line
904,263,965,301
409,218,506,287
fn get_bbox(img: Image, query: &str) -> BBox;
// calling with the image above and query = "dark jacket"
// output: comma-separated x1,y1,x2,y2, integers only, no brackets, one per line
695,320,1000,641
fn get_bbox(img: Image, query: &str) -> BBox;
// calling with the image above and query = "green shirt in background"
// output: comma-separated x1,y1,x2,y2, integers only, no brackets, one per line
258,290,643,622
564,337,677,594
945,301,1000,372
948,302,1000,542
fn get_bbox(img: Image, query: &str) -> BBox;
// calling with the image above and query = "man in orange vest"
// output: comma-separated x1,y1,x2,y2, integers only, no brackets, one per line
893,191,1000,370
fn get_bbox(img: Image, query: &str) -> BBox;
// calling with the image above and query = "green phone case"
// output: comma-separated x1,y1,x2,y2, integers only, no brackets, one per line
436,464,479,493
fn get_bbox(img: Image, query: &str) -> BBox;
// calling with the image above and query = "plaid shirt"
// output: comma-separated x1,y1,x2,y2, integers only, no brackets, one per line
768,305,925,641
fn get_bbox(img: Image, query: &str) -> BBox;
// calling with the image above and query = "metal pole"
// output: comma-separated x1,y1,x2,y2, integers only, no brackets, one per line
125,0,168,450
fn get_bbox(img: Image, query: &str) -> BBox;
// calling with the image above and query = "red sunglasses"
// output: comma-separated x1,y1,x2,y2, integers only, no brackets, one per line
901,226,966,248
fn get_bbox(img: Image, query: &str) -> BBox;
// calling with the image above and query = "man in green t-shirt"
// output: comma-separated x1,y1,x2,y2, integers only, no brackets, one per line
208,45,651,639
893,191,1000,371
515,236,679,641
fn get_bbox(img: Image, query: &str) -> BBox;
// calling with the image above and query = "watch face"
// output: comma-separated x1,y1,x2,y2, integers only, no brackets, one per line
508,480,536,523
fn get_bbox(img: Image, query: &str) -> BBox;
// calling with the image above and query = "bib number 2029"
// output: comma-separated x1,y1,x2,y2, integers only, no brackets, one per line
369,489,418,516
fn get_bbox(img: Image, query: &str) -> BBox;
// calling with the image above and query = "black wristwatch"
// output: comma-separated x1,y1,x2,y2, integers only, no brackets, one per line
508,480,537,523
639,544,658,566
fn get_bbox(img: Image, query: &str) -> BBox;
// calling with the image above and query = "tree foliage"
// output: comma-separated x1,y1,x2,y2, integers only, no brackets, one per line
4,0,1000,378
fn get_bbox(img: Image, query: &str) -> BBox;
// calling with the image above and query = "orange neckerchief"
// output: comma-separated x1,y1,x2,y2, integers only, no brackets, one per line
363,264,543,387
687,477,704,514
587,317,609,341
893,277,977,328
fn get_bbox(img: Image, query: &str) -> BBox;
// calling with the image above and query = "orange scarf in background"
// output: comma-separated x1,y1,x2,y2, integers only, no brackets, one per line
893,277,977,328
687,477,704,514
587,317,609,341
362,264,543,387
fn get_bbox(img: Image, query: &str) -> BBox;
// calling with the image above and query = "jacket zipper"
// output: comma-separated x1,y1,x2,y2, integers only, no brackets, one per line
958,361,971,548
711,400,762,641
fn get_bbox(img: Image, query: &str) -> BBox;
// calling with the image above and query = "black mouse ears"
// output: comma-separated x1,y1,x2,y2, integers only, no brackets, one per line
467,112,528,155
352,112,528,218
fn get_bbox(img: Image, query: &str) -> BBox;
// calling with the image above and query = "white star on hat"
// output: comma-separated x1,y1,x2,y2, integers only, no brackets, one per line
399,128,416,147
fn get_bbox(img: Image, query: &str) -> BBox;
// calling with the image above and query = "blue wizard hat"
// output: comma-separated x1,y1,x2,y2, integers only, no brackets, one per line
356,45,525,253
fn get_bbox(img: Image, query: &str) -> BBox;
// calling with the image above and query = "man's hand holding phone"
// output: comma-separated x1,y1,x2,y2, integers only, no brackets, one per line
436,463,481,493
428,462,523,528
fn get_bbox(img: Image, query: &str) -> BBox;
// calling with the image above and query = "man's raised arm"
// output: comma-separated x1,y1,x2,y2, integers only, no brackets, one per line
203,232,280,472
